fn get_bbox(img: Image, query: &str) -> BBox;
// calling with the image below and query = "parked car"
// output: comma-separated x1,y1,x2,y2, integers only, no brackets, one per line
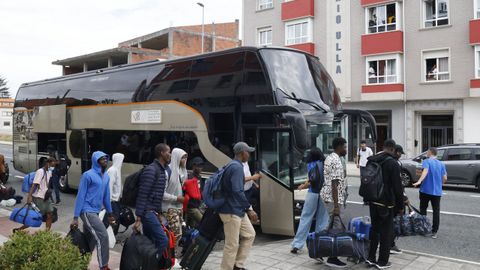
400,144,480,191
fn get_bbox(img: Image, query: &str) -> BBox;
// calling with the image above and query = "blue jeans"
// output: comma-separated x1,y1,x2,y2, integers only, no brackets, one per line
50,173,60,202
141,211,168,256
291,191,329,249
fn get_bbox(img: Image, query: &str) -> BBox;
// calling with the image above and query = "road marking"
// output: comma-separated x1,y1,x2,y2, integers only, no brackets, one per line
403,249,480,266
346,200,480,218
15,175,24,179
470,195,480,198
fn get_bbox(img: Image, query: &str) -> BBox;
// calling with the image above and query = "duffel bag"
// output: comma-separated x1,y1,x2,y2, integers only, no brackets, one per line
410,204,432,236
9,203,43,227
393,214,414,236
67,227,91,255
307,215,355,259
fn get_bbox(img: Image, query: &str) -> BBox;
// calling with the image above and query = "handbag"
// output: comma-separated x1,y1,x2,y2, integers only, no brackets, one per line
307,215,355,259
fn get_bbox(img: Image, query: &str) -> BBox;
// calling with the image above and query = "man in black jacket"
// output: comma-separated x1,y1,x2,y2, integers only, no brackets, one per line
366,139,404,269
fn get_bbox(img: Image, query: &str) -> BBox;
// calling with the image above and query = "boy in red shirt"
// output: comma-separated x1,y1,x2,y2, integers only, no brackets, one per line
183,157,204,227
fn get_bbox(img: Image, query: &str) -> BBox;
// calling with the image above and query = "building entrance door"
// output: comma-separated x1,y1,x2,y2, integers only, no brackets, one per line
421,115,453,152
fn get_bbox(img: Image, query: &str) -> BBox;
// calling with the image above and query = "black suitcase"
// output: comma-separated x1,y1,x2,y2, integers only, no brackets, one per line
180,234,216,270
198,208,224,240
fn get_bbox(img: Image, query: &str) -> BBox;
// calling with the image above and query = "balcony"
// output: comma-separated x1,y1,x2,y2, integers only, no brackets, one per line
287,43,315,54
470,19,480,45
361,83,404,101
281,0,314,21
362,31,403,56
361,0,391,6
471,79,480,97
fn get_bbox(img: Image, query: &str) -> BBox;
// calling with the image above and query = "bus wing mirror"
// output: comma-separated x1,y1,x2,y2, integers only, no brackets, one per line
334,109,378,144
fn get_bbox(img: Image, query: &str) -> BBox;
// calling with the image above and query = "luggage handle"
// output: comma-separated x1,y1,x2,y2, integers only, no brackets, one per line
327,214,347,231
408,203,423,215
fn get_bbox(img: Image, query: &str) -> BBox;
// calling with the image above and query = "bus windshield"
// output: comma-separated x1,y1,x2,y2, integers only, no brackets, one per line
260,49,331,111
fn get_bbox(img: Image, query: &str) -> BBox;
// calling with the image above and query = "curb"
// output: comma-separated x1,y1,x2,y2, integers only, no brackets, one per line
402,249,480,266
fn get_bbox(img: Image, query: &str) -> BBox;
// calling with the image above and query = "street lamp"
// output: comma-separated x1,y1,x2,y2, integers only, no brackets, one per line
197,2,205,54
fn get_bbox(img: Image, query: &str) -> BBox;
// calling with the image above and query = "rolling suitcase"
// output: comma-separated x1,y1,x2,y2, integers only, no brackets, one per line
180,234,216,270
348,216,371,239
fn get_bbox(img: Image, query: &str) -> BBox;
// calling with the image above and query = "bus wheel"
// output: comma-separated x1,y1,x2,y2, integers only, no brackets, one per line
59,175,72,193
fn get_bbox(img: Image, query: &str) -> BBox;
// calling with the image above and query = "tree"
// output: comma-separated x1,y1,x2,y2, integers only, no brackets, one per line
0,76,10,98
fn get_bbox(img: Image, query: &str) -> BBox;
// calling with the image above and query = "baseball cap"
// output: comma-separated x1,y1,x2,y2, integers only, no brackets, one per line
233,142,256,155
190,157,204,166
395,144,405,155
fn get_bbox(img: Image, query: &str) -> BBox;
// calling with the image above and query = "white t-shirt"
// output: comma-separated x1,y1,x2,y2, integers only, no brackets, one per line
358,147,373,167
243,162,254,191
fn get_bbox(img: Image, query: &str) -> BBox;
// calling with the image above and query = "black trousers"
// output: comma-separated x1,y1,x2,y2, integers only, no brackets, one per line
368,205,394,265
419,192,441,233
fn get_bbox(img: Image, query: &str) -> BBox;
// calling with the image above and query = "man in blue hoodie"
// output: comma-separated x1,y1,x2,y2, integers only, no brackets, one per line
71,151,115,270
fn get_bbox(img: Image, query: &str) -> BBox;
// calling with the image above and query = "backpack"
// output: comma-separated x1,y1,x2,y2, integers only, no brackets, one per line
120,167,146,207
56,154,71,177
202,163,234,209
158,224,176,270
22,172,37,193
359,157,392,202
308,161,324,191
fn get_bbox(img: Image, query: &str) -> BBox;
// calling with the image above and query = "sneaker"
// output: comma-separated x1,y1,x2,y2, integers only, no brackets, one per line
315,257,324,263
53,200,61,205
376,262,392,269
390,245,403,254
432,232,438,239
326,257,347,268
172,261,182,269
233,266,246,270
290,247,299,254
366,259,377,268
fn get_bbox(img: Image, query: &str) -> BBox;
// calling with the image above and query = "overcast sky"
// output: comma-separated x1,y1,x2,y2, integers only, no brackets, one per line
0,0,242,97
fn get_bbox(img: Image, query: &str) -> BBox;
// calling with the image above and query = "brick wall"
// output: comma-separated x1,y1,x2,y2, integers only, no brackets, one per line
178,20,239,39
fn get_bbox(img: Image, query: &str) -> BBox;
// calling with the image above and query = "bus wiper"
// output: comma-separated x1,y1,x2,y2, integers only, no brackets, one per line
276,87,327,113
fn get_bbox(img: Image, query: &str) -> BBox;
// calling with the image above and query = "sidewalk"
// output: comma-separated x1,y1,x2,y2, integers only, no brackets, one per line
1,207,479,270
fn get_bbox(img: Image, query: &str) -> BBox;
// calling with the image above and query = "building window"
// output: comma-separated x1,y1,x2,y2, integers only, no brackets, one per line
476,0,480,19
367,59,397,84
476,46,480,78
367,3,396,33
3,121,10,127
258,0,273,10
423,49,450,81
257,27,272,46
424,0,449,28
285,19,311,45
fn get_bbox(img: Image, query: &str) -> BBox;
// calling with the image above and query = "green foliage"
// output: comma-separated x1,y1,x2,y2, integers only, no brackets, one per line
0,230,91,270
0,76,9,98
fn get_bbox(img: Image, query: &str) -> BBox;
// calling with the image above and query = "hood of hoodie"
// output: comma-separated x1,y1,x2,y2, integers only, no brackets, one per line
91,151,109,173
170,148,188,181
111,153,124,170
368,151,395,163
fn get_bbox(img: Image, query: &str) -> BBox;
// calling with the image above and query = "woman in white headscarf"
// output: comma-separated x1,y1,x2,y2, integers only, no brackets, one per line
163,148,188,246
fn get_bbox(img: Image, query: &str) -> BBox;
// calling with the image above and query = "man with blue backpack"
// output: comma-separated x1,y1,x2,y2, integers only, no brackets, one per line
291,147,329,255
215,142,257,270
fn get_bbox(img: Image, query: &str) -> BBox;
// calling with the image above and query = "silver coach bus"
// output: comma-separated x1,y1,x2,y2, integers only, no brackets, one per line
13,47,376,236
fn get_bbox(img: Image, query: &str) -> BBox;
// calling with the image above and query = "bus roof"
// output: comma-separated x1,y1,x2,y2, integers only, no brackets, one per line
19,46,314,89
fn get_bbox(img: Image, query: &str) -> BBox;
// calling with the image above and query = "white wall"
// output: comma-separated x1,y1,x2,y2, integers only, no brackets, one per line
464,98,480,143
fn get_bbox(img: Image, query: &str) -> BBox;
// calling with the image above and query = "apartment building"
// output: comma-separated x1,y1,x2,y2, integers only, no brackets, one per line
243,0,480,159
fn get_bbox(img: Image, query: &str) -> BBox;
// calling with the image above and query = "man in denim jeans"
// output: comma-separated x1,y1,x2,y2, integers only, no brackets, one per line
133,144,172,263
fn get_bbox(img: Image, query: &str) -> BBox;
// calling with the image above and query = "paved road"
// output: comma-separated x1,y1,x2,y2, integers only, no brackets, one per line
2,143,480,262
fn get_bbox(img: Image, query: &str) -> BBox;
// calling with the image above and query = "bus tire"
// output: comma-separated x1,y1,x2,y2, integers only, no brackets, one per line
59,175,72,193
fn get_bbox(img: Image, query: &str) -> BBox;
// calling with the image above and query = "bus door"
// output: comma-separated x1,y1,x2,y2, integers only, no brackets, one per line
257,128,295,236
82,129,104,172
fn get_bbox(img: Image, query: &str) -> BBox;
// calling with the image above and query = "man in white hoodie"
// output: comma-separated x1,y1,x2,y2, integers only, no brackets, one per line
163,148,187,246
107,153,124,226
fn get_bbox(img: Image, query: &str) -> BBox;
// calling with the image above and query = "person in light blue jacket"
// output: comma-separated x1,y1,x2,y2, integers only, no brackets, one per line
71,151,115,270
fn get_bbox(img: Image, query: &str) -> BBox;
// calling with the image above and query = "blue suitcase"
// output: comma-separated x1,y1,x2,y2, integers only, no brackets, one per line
348,216,371,239
10,203,43,227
